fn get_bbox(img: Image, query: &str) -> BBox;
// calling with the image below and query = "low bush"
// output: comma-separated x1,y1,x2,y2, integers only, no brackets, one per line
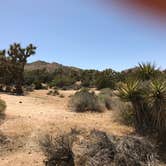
69,89,103,112
47,89,60,96
34,81,43,90
98,88,112,110
115,136,158,166
111,97,134,126
40,129,159,166
0,99,6,115
59,94,65,98
39,130,77,166
49,76,75,89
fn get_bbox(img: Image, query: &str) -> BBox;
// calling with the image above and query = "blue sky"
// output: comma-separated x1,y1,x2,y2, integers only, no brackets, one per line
0,0,166,71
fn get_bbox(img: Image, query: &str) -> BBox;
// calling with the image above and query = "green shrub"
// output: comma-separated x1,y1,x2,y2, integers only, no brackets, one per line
0,99,6,115
119,103,134,126
69,89,103,112
47,89,60,96
34,81,43,90
111,97,134,126
95,69,119,90
98,88,112,110
49,76,75,89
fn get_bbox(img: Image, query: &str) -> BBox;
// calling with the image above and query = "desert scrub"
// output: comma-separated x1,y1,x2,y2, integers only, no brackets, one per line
98,88,112,110
40,129,159,166
115,135,158,166
111,97,134,126
0,99,6,115
69,88,103,112
47,89,60,96
39,130,77,166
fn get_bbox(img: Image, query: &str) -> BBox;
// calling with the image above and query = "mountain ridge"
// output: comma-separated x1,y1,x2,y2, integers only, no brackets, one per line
25,60,81,72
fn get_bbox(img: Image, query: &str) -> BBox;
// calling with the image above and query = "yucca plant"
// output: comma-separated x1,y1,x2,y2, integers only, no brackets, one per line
137,62,158,81
117,80,148,132
147,80,166,141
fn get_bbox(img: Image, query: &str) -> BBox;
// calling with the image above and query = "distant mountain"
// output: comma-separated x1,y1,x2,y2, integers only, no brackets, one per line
121,67,138,74
25,60,81,72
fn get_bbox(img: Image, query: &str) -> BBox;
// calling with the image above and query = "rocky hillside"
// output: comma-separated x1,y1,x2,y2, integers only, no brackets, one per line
25,60,81,72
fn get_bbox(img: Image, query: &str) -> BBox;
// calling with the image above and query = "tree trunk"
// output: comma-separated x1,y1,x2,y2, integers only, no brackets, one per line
15,66,24,95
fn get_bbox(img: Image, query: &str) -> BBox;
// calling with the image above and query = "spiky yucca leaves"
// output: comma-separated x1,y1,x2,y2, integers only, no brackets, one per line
117,80,149,133
117,80,143,102
147,81,166,141
137,62,159,81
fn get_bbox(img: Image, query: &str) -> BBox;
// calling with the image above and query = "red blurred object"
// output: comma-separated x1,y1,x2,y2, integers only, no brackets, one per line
114,0,166,17
121,0,166,16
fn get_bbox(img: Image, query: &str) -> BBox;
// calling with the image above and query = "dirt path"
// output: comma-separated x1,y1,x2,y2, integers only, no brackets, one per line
0,90,132,166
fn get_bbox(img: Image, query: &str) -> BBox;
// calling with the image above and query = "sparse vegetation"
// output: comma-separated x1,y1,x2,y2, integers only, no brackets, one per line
98,88,112,110
117,63,166,145
115,135,158,166
40,129,159,166
69,89,103,112
47,89,60,96
40,133,75,166
0,99,6,115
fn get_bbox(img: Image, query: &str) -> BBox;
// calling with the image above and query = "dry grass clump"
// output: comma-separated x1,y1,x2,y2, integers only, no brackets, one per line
69,89,103,112
47,89,60,96
111,96,134,126
98,88,112,110
40,129,159,166
39,130,78,166
74,130,116,166
0,99,6,115
115,136,158,166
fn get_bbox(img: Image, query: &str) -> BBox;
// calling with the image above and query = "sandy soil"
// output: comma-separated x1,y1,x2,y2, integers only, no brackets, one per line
0,90,133,166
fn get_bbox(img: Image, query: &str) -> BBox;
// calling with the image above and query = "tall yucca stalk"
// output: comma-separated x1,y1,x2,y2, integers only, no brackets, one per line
137,62,158,81
148,80,166,140
117,80,147,132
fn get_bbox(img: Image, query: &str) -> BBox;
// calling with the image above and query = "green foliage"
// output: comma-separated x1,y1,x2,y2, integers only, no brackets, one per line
0,43,36,95
34,81,43,90
147,81,166,140
117,80,143,102
80,70,99,87
119,103,134,126
98,88,112,110
49,76,75,89
95,69,120,90
69,89,103,112
117,80,150,133
110,96,134,126
24,69,54,86
137,62,158,81
117,64,166,142
0,99,6,115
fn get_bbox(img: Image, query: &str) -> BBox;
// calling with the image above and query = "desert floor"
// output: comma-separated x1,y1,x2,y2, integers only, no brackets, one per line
0,90,133,166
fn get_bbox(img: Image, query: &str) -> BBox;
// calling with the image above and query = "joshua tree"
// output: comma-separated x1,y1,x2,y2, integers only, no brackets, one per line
0,50,13,88
1,43,36,95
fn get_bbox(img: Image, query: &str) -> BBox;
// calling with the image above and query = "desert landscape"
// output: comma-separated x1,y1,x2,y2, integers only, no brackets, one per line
1,1,166,165
0,89,133,166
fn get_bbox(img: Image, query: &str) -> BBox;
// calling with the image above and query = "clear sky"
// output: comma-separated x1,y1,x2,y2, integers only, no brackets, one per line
0,0,166,71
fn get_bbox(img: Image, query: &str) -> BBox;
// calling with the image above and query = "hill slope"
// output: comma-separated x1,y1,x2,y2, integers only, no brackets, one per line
25,61,81,72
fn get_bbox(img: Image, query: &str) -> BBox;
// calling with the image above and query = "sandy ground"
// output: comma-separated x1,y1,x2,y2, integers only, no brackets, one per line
0,90,133,166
